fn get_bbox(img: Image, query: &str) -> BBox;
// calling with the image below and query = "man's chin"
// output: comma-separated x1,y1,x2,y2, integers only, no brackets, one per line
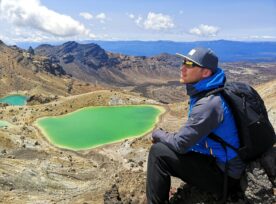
180,79,186,84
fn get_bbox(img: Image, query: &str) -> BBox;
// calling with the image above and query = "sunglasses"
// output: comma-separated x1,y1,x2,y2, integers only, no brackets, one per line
182,60,201,68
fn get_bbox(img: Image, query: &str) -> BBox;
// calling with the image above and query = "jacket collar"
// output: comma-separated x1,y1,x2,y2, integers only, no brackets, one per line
186,68,226,97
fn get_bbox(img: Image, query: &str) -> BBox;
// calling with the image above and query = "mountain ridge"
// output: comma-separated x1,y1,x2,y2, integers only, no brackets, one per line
34,41,180,87
16,40,276,62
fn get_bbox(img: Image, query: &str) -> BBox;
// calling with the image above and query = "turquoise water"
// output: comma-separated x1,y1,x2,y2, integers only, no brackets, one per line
36,105,164,150
0,120,11,128
0,95,28,106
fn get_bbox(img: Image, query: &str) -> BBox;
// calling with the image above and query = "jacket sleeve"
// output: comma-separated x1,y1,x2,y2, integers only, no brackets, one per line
152,95,224,154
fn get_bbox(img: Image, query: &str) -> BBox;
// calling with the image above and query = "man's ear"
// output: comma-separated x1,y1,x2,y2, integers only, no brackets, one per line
202,69,212,78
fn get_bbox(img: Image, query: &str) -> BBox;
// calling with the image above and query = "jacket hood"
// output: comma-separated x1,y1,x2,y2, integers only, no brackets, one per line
186,67,226,97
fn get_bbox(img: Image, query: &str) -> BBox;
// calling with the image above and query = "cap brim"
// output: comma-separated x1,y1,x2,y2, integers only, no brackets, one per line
175,53,203,67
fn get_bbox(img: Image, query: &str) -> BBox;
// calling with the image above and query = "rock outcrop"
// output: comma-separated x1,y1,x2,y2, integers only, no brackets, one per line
27,94,58,105
31,56,66,76
104,184,122,204
168,146,276,204
35,41,115,70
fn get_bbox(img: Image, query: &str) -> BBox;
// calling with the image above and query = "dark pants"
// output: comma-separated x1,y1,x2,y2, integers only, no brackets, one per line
146,143,239,204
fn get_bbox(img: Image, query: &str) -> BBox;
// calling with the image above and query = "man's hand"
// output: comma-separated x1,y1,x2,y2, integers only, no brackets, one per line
151,128,164,144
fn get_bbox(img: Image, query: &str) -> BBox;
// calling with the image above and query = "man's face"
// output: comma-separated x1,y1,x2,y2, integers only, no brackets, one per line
180,60,207,84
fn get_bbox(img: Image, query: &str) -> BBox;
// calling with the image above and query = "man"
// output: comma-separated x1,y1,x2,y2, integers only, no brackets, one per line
146,47,245,204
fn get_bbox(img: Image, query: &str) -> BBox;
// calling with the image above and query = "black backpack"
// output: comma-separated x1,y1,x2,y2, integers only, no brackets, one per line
206,82,276,162
201,82,276,203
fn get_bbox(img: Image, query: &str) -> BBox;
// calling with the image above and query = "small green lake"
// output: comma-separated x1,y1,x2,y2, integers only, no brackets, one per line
0,120,10,128
0,95,28,106
35,105,164,150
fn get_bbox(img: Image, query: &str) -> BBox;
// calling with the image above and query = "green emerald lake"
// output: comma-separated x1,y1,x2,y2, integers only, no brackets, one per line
0,95,28,106
36,105,164,150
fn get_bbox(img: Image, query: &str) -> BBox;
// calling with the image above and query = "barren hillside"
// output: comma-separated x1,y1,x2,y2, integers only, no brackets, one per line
0,40,101,98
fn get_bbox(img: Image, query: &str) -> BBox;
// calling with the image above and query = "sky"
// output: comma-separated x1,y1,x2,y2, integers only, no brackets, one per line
0,0,276,45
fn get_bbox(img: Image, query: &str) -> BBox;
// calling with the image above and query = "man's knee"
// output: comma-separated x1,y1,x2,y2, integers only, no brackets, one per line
149,142,170,160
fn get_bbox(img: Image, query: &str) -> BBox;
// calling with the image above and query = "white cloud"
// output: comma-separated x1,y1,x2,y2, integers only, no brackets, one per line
127,13,143,26
2,28,58,43
80,12,107,23
80,12,93,20
0,0,95,38
96,13,106,20
135,16,143,26
127,13,135,19
143,12,174,30
189,24,220,37
95,13,106,23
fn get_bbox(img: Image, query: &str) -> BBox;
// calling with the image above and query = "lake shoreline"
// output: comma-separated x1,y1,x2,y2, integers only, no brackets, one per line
0,94,28,106
34,104,166,151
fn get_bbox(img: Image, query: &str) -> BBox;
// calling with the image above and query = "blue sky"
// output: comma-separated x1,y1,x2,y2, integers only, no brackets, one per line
0,0,275,44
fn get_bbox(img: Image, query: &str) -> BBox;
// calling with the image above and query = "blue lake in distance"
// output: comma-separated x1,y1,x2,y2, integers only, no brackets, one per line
0,95,28,106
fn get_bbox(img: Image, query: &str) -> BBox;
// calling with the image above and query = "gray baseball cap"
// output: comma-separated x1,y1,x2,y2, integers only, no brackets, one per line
176,47,218,72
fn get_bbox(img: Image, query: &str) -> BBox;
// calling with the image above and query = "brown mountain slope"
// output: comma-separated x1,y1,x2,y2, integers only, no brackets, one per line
35,41,180,86
0,40,101,97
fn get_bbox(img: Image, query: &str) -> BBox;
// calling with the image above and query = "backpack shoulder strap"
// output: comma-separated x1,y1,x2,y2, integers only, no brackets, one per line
208,132,240,203
205,87,225,97
194,87,224,101
208,133,239,152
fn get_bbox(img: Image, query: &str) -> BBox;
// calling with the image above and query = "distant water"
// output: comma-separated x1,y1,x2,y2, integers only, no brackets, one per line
36,105,164,150
89,40,276,62
0,95,28,106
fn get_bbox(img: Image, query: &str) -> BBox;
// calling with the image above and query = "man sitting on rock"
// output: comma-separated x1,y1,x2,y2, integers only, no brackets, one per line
146,47,246,204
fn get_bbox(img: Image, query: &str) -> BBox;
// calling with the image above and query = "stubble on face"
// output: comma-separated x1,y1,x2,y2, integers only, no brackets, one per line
180,66,204,84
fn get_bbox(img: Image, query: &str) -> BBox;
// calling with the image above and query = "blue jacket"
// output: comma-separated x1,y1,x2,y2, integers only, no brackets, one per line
152,68,245,178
